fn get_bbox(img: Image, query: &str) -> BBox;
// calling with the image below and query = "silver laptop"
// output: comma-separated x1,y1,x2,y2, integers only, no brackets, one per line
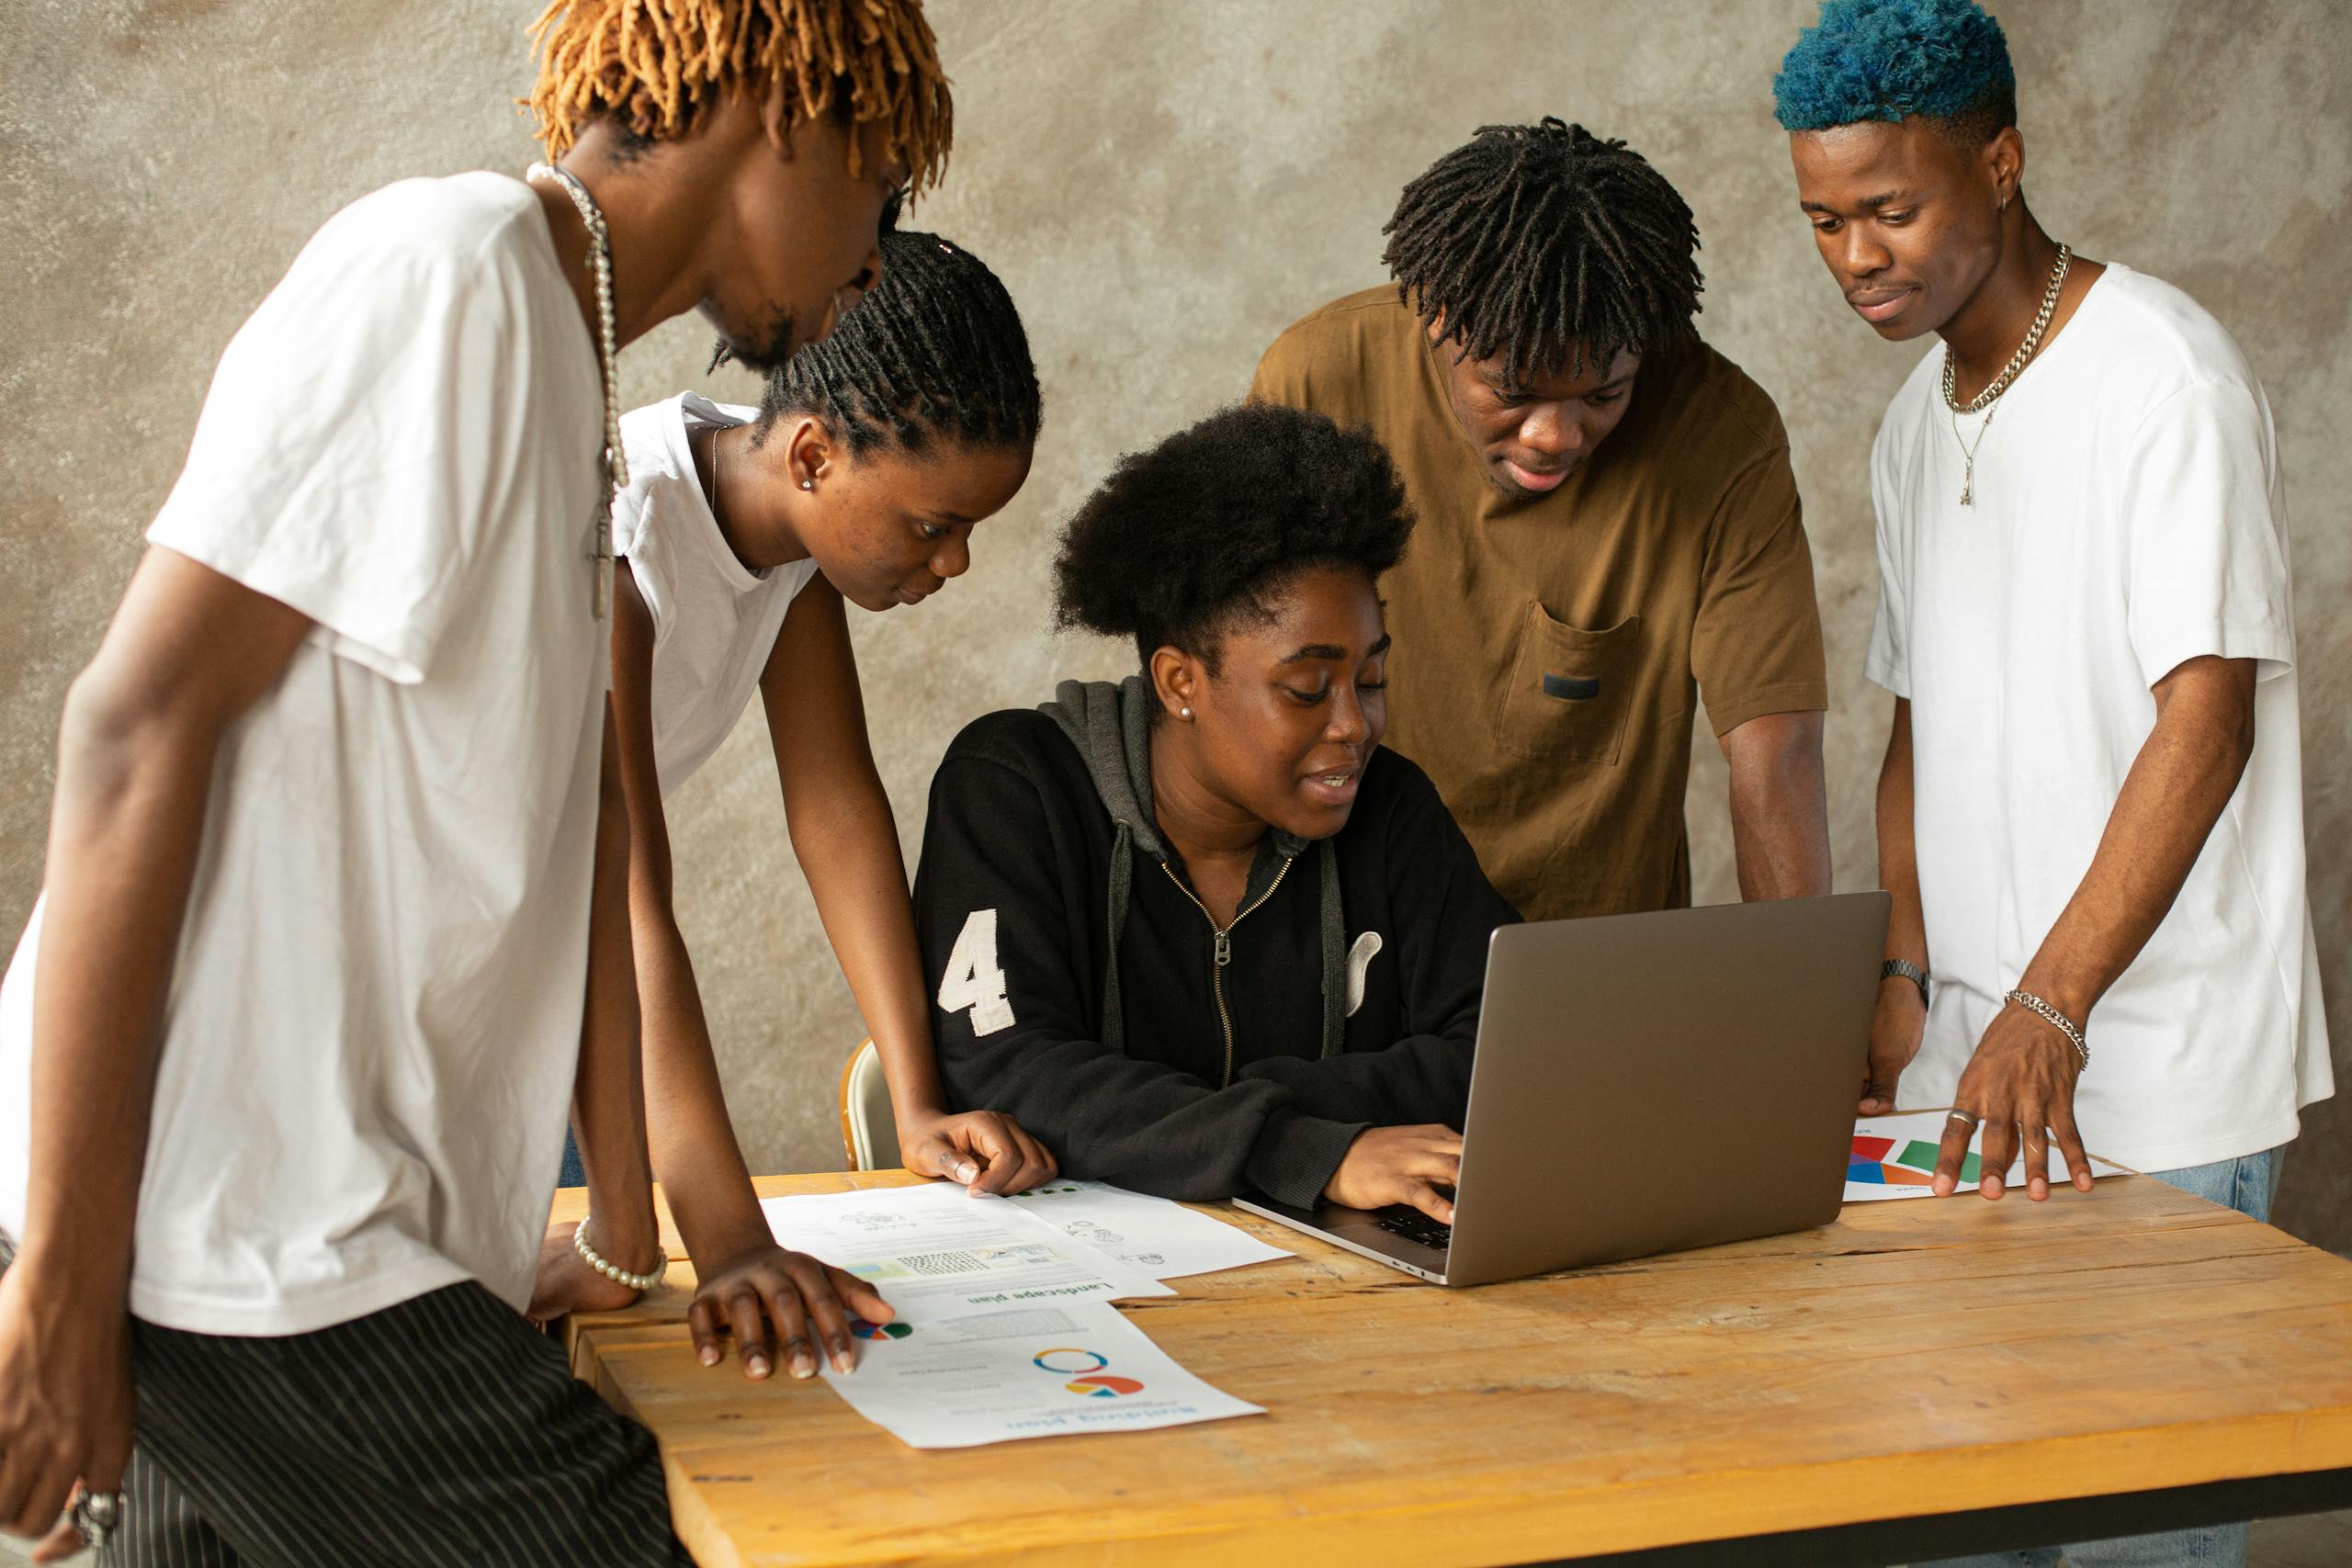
1235,893,1889,1287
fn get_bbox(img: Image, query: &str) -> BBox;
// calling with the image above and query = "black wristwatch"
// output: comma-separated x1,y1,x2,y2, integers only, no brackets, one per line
1881,958,1930,1010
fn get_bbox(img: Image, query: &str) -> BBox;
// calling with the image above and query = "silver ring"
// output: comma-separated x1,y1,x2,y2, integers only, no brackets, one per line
70,1487,125,1550
1947,1111,1978,1126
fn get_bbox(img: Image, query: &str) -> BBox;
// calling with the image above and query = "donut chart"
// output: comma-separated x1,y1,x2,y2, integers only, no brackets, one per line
1033,1348,1108,1375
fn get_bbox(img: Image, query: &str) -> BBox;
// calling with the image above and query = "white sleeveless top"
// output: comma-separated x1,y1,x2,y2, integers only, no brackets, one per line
615,392,822,798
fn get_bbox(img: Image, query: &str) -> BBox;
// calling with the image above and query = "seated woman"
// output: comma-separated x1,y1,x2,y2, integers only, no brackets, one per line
914,404,1518,1224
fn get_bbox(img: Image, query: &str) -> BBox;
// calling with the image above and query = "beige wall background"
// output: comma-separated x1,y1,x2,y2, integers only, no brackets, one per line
3,1,2346,1247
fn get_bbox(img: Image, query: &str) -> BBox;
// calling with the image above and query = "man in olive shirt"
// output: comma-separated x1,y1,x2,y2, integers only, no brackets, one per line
1251,118,1830,920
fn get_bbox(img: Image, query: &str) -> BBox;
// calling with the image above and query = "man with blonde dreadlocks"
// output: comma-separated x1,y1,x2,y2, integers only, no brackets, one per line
0,3,949,1562
1252,118,1832,923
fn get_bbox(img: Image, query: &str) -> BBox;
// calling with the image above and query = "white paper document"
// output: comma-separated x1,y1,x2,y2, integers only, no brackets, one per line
1846,1110,2129,1203
817,1296,1263,1448
1002,1179,1294,1279
759,1183,1173,1319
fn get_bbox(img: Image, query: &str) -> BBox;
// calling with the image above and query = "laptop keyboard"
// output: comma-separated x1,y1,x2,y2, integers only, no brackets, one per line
1374,1207,1453,1251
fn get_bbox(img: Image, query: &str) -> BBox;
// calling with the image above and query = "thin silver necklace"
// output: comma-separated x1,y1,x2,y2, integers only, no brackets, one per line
527,161,627,617
1941,242,2071,507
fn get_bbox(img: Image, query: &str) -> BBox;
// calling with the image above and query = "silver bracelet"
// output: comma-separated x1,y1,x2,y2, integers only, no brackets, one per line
2005,988,2089,1070
574,1220,666,1293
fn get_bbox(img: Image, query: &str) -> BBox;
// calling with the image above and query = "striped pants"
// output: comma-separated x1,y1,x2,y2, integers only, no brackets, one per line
0,1237,692,1568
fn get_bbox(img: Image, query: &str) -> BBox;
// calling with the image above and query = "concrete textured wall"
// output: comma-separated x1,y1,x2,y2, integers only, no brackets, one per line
3,1,2346,1247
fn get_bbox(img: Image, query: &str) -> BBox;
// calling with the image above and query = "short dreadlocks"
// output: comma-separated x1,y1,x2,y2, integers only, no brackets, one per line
525,0,953,195
1383,118,1702,386
756,229,1040,458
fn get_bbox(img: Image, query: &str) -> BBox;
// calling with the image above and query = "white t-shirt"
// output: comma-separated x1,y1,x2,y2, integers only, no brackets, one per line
615,392,821,799
0,173,609,1336
1867,263,2332,1172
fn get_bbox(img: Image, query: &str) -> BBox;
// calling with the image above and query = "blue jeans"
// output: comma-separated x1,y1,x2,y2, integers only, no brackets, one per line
1917,1145,2286,1568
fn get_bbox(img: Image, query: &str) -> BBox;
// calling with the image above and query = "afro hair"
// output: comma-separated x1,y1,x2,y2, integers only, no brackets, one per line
1053,404,1414,672
1773,0,2017,142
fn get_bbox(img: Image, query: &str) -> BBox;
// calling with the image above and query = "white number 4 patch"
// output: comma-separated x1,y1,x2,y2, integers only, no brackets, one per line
937,908,1015,1035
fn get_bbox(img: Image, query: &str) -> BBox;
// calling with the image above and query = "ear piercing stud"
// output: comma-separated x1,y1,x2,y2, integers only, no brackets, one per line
799,479,814,491
1179,706,1193,720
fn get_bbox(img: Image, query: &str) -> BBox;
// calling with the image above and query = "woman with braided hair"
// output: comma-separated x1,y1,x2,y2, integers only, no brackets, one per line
0,3,952,1562
573,231,1053,1351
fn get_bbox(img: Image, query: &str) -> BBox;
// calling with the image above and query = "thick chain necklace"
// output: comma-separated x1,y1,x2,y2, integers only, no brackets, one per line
1941,242,2070,508
528,161,627,617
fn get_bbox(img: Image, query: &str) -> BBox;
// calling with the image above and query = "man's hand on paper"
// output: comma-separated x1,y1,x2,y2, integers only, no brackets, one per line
688,1244,894,1382
1859,975,1927,1115
0,1256,132,1555
1935,1000,2094,1201
900,1108,1058,1196
1326,1124,1463,1224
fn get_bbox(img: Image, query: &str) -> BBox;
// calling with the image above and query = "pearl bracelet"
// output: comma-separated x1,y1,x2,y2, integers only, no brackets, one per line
2005,987,2090,1071
574,1221,666,1293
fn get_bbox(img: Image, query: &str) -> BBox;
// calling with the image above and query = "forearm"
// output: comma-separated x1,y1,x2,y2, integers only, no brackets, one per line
1238,1032,1472,1127
571,721,660,1273
2016,664,2255,1021
629,897,769,1264
789,787,948,1123
17,694,220,1282
1876,700,1928,968
1722,711,1831,900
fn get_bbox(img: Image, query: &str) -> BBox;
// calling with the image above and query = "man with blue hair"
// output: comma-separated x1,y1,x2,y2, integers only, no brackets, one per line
1777,4,2331,1563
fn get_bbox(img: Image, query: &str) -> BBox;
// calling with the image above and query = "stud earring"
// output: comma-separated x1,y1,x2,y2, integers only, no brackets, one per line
799,479,814,491
1179,706,1193,720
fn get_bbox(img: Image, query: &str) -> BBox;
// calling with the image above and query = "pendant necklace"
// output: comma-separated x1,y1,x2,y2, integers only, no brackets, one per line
528,161,628,617
1942,242,2070,507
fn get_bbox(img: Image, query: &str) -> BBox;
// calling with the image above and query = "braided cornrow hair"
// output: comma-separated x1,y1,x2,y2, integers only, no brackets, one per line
525,0,953,196
1383,118,1703,386
755,230,1040,458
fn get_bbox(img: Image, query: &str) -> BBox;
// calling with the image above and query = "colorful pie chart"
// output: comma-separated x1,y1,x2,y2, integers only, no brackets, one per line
850,1319,912,1341
1064,1375,1146,1398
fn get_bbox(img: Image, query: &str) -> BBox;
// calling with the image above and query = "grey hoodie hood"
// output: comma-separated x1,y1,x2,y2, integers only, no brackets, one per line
1040,676,1346,1064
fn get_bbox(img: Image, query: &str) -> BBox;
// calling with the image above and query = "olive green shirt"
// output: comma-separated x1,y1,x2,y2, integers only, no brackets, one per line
1250,288,1827,921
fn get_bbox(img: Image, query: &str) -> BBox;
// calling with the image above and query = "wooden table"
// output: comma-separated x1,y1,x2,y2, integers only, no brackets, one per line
554,1173,2352,1566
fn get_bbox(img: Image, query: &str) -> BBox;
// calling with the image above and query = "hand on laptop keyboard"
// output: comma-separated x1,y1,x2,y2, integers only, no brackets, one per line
1324,1124,1463,1227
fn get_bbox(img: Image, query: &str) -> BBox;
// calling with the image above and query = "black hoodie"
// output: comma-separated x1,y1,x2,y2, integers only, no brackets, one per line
913,677,1519,1209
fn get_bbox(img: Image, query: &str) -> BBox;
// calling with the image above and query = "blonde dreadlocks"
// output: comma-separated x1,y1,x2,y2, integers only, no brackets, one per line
525,0,953,194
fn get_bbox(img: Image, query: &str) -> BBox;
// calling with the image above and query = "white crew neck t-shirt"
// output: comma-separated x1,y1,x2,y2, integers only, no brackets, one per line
1867,263,2331,1172
614,392,822,799
0,173,608,1336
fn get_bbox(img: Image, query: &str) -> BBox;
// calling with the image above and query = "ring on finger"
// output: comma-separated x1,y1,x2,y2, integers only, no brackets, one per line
71,1489,126,1550
1946,1111,1977,1127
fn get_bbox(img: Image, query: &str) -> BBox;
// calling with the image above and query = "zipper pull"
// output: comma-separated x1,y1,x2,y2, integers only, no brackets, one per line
1213,930,1231,967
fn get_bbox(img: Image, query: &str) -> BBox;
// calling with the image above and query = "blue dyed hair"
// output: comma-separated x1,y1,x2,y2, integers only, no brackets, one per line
1774,0,2017,141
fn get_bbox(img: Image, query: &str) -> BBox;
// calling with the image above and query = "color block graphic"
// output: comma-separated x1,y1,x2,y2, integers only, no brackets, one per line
850,1319,912,1341
1848,1133,1931,1187
1847,1133,1979,1188
1064,1375,1146,1398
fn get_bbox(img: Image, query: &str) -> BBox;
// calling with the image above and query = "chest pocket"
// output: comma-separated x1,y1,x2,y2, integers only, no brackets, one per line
1494,603,1640,764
